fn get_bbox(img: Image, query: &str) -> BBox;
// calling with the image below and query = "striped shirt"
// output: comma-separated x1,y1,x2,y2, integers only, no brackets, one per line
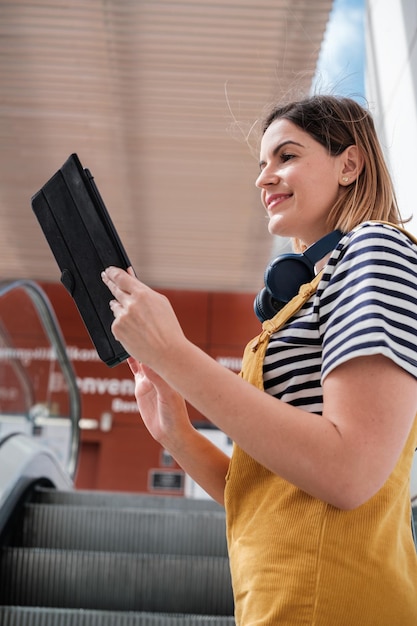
263,222,417,413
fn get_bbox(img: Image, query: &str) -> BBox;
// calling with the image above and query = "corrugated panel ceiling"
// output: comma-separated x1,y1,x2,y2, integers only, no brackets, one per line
0,0,333,292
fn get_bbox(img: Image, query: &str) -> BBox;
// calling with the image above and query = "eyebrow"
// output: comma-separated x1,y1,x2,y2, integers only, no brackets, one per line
259,140,304,169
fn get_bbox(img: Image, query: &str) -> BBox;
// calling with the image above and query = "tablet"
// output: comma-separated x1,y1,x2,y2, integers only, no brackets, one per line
31,153,131,367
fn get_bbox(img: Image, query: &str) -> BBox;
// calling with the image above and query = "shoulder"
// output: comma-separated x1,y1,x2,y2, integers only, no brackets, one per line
319,222,417,382
326,221,417,276
317,221,417,307
340,221,417,256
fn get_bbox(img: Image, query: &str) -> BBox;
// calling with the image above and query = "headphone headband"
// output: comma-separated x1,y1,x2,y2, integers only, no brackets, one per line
303,230,344,266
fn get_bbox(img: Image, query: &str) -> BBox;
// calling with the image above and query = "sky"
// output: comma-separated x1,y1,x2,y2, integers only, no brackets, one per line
313,0,365,100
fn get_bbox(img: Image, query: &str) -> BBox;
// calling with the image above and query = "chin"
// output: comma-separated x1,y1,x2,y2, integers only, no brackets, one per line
268,218,291,238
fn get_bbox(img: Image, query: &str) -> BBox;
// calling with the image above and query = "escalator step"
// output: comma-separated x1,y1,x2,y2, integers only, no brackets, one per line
0,607,235,625
33,489,223,512
0,548,234,615
14,504,227,556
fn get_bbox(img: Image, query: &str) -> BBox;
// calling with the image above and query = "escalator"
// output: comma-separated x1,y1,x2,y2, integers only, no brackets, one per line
0,281,235,625
0,474,234,624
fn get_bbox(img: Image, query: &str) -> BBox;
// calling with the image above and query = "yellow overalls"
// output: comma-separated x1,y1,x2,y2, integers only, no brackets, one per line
224,271,417,625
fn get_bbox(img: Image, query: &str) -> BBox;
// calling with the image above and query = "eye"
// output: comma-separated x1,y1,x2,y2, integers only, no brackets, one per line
280,152,295,162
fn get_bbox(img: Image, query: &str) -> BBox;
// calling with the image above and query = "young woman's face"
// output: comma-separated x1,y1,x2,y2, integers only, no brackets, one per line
256,118,345,246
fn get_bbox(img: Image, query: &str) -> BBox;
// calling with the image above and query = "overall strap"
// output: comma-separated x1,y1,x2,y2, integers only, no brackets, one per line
240,270,323,389
250,270,323,353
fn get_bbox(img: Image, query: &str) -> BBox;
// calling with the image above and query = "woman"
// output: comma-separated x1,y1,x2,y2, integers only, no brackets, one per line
102,95,417,625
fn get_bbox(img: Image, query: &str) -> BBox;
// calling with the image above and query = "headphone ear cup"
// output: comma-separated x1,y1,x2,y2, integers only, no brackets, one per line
254,287,284,323
264,256,314,304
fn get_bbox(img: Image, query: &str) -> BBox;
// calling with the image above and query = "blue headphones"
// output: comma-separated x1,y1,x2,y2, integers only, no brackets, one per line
254,230,343,322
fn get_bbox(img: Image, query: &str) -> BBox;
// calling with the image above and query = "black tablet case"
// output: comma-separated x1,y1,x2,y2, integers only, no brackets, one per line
31,153,131,367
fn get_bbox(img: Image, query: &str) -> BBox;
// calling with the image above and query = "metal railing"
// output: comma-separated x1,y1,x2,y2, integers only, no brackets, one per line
0,279,81,479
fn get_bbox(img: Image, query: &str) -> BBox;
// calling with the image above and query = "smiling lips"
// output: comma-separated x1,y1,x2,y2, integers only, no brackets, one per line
266,193,292,210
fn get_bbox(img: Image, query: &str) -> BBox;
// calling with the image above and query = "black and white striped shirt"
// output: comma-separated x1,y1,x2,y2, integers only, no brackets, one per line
263,222,417,414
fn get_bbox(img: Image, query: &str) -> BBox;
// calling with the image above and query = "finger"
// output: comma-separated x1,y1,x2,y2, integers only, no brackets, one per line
127,356,141,375
140,363,167,387
102,273,134,306
102,267,133,294
101,269,118,296
108,300,120,324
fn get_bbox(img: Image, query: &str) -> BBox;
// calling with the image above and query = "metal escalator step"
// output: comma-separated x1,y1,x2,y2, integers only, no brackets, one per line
33,488,223,512
0,607,236,625
0,548,234,615
15,504,227,556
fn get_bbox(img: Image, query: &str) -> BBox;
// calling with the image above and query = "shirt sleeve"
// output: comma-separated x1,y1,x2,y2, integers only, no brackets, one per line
319,223,417,382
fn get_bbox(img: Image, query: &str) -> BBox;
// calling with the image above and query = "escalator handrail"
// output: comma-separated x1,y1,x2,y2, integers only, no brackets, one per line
0,279,81,479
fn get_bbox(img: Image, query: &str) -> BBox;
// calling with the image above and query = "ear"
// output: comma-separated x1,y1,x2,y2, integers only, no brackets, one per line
338,145,364,185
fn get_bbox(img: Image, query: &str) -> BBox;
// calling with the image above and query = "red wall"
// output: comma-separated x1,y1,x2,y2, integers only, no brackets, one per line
38,282,261,494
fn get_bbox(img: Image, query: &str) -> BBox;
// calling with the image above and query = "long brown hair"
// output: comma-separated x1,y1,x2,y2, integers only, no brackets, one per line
262,95,404,234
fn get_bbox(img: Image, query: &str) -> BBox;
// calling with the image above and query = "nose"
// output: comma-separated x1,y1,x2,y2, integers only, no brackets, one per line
255,165,279,188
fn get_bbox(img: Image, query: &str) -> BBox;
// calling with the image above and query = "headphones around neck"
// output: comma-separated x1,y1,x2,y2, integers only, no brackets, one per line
254,230,343,322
